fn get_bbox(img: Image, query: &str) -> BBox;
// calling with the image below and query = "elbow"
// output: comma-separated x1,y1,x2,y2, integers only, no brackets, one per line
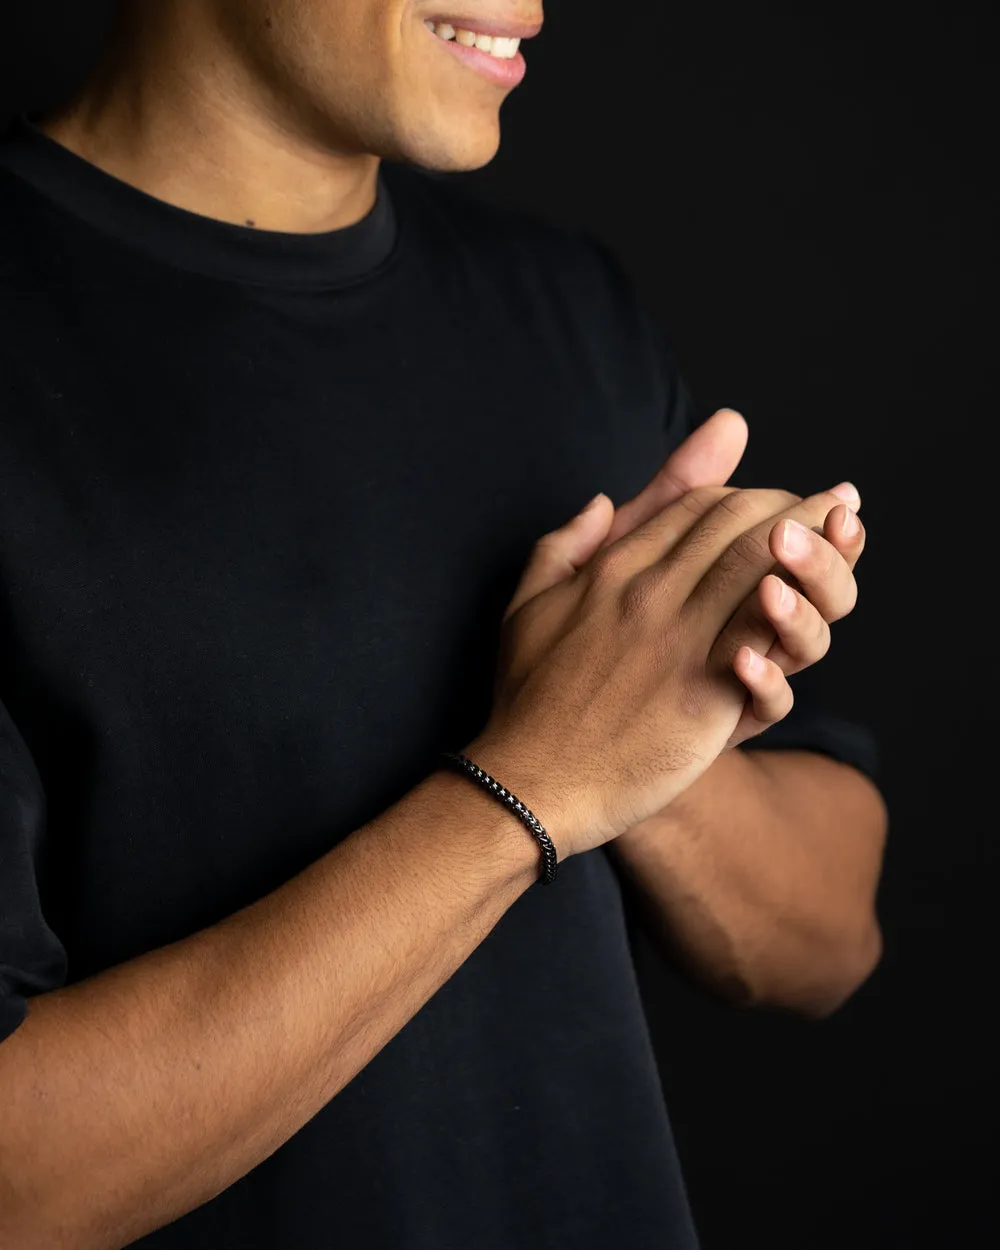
762,915,884,1020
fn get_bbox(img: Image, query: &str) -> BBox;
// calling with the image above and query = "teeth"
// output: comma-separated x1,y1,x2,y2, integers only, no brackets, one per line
423,19,521,59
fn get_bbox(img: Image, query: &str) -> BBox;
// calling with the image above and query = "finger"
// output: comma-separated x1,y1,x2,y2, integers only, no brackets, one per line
779,488,863,598
596,483,806,590
732,645,795,728
828,480,862,514
821,502,867,572
503,492,614,621
601,408,748,549
770,510,862,624
682,485,860,624
756,574,832,674
711,572,832,677
593,482,750,578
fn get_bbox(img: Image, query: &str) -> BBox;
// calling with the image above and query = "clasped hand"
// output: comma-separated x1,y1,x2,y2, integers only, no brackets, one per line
475,407,869,854
597,408,864,747
502,408,865,753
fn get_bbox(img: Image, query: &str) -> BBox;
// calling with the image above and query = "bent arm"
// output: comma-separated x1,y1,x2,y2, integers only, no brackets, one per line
607,746,888,1018
0,768,540,1250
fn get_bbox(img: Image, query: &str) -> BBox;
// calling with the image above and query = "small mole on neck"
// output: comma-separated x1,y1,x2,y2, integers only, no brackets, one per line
245,219,256,227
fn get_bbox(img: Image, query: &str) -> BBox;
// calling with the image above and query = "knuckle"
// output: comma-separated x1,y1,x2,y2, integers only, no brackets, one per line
677,484,737,519
716,488,800,526
616,571,661,624
726,526,773,572
713,489,760,524
698,527,774,597
588,543,629,586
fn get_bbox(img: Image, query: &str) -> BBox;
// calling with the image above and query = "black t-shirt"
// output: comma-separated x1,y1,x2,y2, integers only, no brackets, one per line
0,115,877,1248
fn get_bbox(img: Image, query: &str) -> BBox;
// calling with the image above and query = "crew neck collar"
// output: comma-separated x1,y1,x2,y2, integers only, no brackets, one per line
0,113,400,288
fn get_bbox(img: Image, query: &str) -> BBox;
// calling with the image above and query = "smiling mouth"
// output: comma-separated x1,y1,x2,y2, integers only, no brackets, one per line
423,21,521,60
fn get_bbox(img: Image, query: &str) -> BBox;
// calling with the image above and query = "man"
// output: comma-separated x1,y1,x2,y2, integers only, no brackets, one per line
0,2,887,1247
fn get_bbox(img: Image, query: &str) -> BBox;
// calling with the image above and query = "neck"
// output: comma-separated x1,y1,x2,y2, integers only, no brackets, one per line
35,2,380,233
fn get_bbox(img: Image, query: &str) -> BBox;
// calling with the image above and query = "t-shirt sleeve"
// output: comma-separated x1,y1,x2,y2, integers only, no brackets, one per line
582,233,881,787
0,692,67,1044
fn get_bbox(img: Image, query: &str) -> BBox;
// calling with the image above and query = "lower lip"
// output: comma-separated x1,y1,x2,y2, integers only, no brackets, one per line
427,28,527,88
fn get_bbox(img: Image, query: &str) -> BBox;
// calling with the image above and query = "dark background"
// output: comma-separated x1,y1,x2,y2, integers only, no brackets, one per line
2,2,995,1246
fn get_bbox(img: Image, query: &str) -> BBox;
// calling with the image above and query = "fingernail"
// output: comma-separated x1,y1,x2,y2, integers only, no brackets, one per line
581,492,605,514
841,508,860,538
781,519,811,557
744,647,762,674
831,481,861,507
776,578,794,613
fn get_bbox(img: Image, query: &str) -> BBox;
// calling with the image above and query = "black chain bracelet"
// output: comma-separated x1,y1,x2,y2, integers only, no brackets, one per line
438,751,558,886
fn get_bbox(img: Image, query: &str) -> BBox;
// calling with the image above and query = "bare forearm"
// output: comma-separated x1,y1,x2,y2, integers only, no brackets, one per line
607,747,887,1016
0,767,540,1250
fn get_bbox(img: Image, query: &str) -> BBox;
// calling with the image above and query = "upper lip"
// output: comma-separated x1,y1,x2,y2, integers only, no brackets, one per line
423,13,544,39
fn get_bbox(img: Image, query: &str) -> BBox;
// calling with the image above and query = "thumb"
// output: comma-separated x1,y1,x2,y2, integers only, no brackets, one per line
602,408,748,548
503,492,613,622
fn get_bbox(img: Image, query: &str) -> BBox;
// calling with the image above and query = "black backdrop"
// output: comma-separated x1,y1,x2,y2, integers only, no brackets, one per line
2,3,994,1246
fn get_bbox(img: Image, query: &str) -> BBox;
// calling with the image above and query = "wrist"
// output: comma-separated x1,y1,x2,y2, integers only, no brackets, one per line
456,732,575,868
413,760,546,895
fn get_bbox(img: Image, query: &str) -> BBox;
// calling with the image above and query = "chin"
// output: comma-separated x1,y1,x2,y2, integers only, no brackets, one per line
411,129,501,172
377,109,502,172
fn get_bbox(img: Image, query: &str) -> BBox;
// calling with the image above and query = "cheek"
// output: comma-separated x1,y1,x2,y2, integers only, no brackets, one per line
261,2,398,115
